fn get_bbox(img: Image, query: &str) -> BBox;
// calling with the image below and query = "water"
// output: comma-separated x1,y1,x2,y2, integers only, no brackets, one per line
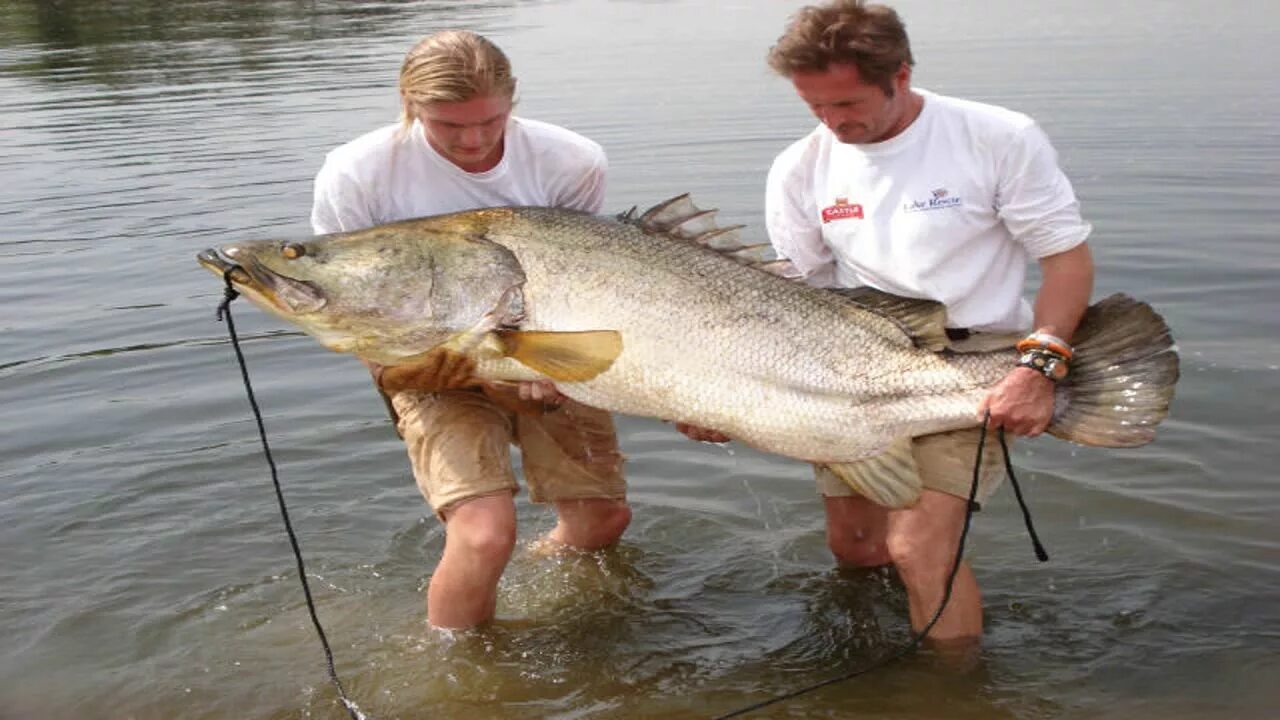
2,0,1278,718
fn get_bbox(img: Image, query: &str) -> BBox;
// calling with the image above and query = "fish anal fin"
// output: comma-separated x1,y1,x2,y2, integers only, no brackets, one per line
822,435,923,509
496,329,623,382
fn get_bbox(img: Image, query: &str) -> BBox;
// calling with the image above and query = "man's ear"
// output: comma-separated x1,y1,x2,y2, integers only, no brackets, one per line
894,62,912,91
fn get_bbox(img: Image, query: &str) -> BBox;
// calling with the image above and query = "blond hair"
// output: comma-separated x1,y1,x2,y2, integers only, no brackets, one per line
767,0,913,95
398,30,517,129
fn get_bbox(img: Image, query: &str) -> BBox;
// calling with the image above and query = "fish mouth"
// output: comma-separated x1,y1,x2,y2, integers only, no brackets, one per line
196,248,327,314
197,248,253,285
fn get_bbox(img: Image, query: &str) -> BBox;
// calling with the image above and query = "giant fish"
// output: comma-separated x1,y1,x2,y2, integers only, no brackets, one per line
197,195,1179,507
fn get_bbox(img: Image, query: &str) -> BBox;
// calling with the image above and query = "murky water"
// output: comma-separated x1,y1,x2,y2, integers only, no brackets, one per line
2,1,1277,718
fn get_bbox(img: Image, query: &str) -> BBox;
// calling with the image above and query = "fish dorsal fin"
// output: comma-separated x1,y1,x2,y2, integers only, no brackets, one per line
494,329,622,382
621,193,749,250
618,197,946,349
618,195,811,279
826,287,951,352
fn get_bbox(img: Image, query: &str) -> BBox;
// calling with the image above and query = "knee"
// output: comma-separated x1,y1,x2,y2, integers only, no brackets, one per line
885,527,954,583
827,521,890,567
554,499,631,549
593,502,632,545
447,510,517,567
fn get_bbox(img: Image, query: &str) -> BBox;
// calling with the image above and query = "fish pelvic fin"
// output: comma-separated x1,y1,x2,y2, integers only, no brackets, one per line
1048,293,1180,447
495,329,623,382
820,435,924,509
825,287,952,352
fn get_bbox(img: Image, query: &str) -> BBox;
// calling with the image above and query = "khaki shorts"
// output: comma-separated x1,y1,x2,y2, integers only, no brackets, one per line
816,427,1009,506
390,387,626,516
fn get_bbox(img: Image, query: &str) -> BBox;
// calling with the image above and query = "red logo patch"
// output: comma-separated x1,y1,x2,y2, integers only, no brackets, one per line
821,198,864,223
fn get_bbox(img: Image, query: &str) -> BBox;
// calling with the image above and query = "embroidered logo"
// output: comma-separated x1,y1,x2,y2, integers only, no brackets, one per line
903,187,962,214
821,197,864,224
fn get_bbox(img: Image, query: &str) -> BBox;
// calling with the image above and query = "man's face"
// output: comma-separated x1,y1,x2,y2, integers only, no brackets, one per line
791,63,912,144
416,94,512,172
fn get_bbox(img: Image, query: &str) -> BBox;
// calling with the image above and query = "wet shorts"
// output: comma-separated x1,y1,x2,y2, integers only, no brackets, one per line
390,387,627,517
815,427,1009,506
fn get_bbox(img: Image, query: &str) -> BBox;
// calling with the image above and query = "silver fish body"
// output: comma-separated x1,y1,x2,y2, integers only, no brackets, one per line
198,196,1179,506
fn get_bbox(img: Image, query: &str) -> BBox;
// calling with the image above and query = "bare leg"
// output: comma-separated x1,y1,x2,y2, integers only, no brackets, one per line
823,494,892,567
427,492,517,629
548,498,631,550
885,489,982,642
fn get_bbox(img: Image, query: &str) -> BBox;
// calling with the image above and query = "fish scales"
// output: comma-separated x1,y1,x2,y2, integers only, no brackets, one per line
197,195,1178,507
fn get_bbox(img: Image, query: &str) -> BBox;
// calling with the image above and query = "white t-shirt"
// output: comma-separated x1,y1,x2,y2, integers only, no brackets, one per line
765,89,1090,332
311,116,607,234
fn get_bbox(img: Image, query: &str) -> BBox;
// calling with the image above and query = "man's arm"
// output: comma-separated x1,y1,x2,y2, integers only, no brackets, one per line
976,120,1095,436
978,242,1094,436
367,349,480,395
765,143,836,287
311,160,376,235
558,148,607,214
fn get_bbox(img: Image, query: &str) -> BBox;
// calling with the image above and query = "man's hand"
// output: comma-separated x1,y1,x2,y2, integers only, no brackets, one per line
674,422,731,444
976,366,1056,436
477,379,565,416
517,379,564,407
369,347,479,394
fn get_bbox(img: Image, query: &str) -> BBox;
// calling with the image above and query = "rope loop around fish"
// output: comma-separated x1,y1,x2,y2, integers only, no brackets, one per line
215,271,366,720
712,412,1048,719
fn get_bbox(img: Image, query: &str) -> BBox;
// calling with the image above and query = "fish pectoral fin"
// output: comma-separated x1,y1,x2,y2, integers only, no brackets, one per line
495,330,622,382
822,435,923,509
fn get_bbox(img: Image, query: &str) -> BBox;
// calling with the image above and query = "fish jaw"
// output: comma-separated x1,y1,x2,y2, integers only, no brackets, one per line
197,247,327,316
196,246,367,353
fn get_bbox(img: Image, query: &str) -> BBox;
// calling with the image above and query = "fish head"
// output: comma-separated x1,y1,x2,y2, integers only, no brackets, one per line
197,222,526,362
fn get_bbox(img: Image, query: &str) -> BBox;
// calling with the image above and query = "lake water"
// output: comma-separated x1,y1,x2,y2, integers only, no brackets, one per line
2,0,1277,718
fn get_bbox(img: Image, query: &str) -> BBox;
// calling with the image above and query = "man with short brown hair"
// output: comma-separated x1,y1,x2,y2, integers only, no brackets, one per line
769,0,1094,645
683,1,1094,647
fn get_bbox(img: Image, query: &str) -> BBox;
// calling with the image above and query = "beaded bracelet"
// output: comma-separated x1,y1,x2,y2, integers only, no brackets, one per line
1018,347,1070,382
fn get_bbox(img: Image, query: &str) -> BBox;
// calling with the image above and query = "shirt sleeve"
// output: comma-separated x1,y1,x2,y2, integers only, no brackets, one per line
556,145,608,213
310,156,376,235
995,123,1092,258
765,142,836,286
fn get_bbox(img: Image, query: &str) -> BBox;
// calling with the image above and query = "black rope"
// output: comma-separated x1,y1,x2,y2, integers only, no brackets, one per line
713,412,1047,719
1000,431,1050,562
216,273,364,720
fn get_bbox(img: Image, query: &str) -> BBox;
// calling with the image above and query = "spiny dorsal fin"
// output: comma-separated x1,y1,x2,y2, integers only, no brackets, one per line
826,287,951,352
624,194,748,250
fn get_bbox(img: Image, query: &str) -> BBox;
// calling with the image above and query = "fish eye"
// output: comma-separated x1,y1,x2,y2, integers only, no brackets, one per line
281,243,307,260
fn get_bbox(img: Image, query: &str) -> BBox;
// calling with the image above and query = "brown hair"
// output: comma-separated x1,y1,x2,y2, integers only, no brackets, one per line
398,30,517,129
767,1,913,95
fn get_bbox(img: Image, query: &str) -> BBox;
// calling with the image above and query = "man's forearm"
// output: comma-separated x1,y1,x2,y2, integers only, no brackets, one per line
1031,243,1094,341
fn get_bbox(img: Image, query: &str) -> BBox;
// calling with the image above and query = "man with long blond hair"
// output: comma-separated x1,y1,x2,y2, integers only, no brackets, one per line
312,30,631,629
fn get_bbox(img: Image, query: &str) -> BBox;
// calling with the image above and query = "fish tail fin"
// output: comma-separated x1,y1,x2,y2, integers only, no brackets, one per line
1047,294,1180,446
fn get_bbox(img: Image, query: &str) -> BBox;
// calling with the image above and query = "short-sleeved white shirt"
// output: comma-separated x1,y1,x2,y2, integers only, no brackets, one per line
765,89,1090,332
311,116,607,234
